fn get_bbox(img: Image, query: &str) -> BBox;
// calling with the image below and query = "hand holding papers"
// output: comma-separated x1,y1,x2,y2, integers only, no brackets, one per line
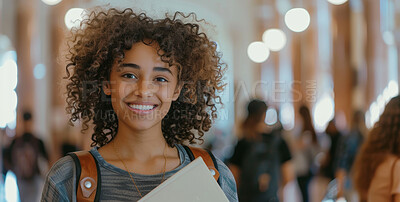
139,157,229,202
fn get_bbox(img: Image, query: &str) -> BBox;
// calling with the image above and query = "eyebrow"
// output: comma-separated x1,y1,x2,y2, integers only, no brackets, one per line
120,63,172,75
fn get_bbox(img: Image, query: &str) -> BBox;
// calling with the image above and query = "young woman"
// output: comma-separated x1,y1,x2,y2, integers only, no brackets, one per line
353,96,400,202
41,8,237,201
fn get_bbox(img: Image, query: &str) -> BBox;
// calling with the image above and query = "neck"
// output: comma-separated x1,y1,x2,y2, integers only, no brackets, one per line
97,120,181,176
112,122,167,160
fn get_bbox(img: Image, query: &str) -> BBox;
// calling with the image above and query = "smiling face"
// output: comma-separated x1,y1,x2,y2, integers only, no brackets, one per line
103,41,182,133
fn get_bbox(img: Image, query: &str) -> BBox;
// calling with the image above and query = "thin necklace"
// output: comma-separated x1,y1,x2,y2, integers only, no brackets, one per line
112,141,168,198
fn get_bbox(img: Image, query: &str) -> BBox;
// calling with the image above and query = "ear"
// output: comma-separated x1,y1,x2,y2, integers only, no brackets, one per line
172,82,184,101
102,81,111,95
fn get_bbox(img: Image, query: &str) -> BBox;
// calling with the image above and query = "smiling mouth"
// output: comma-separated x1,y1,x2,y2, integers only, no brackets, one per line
127,104,158,111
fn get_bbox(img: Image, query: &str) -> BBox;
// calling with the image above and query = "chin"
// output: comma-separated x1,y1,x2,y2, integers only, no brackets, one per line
124,118,161,131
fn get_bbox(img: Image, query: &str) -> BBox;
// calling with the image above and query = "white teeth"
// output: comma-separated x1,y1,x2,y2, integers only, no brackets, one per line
129,104,155,110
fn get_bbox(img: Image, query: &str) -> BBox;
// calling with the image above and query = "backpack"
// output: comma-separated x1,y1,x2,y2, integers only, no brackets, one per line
238,133,281,202
68,145,220,202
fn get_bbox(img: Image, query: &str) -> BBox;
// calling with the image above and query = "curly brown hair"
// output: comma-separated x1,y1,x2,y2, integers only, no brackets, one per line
353,96,400,200
65,8,225,147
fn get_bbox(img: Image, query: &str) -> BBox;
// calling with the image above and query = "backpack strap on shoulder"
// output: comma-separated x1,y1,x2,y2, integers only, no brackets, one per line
183,145,220,185
68,151,101,202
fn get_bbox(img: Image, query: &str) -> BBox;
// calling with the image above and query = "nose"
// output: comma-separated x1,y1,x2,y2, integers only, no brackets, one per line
135,80,156,97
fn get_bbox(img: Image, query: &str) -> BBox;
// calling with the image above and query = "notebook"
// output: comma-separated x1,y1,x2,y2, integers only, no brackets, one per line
139,157,229,202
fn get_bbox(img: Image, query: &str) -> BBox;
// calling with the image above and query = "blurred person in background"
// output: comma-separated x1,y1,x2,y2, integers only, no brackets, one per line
319,119,342,181
353,96,400,202
228,99,295,202
8,111,49,202
292,105,320,202
335,110,365,201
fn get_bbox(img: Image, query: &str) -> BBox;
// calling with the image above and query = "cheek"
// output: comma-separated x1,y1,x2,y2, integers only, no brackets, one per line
109,83,134,112
159,84,177,101
113,83,134,99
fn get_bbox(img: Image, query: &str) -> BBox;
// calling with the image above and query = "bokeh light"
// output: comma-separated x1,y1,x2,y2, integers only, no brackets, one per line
5,171,20,202
265,108,278,125
388,80,399,97
41,0,62,6
382,31,395,46
313,94,335,132
366,80,399,129
0,35,12,53
0,50,18,129
284,8,310,32
247,41,270,63
262,29,287,51
0,59,18,90
365,110,372,129
34,64,46,79
327,0,348,5
369,101,379,127
64,8,86,29
280,103,294,130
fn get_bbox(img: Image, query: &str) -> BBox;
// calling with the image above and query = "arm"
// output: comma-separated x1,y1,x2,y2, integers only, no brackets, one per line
280,161,295,187
335,168,346,197
41,156,76,202
41,178,68,202
278,160,296,202
278,138,294,186
277,137,296,201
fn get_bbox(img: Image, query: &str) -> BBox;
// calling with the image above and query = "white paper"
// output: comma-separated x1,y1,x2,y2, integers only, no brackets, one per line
139,157,229,202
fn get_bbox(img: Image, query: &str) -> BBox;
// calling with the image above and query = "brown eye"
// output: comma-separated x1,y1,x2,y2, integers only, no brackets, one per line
122,73,137,79
155,77,168,82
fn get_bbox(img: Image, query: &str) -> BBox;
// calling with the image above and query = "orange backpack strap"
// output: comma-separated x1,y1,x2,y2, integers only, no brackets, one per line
183,145,220,185
68,151,101,202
